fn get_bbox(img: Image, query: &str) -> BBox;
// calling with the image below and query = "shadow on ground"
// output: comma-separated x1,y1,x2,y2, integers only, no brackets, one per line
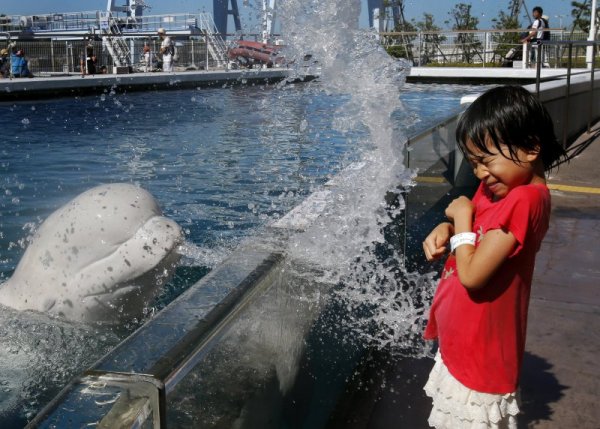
518,352,568,428
325,350,567,428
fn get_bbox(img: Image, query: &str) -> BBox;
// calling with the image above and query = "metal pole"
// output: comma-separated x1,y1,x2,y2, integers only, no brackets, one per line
563,42,573,147
418,31,422,66
51,39,55,72
191,39,195,68
484,31,489,66
205,34,209,70
586,0,597,69
129,38,135,66
590,42,596,132
535,41,543,96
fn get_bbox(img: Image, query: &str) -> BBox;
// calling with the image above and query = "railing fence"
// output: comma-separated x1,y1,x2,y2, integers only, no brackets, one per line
1,38,227,75
382,29,597,68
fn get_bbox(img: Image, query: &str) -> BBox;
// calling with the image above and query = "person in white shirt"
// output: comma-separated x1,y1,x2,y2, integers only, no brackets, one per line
158,28,174,72
521,6,547,66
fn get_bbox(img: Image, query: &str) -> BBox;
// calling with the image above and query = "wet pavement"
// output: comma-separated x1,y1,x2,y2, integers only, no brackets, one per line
328,123,600,428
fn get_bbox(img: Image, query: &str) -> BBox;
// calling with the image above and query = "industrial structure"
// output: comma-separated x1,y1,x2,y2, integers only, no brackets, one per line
367,0,534,32
0,0,282,71
0,1,241,71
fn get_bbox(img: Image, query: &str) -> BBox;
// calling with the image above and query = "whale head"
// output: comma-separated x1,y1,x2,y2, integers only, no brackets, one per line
0,184,183,323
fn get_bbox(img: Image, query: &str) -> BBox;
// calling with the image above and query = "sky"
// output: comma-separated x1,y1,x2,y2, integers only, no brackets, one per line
0,1,579,31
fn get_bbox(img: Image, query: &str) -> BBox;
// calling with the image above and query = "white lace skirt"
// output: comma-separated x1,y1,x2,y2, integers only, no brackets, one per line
424,351,520,429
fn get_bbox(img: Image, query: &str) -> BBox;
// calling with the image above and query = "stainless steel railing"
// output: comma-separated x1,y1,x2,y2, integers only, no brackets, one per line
534,40,599,145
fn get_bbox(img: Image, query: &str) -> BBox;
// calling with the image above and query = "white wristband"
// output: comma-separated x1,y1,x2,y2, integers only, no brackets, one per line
450,232,477,253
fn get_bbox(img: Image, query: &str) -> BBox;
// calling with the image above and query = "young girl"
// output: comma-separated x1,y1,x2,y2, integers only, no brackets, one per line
421,85,567,428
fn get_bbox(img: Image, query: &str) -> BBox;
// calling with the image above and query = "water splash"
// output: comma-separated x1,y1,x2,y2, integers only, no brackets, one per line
274,0,433,356
177,241,233,268
0,306,120,425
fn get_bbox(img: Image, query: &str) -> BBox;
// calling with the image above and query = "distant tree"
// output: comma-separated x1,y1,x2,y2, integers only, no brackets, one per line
385,44,412,59
413,13,447,64
570,0,600,34
380,0,416,62
491,7,521,61
390,0,416,62
447,3,483,63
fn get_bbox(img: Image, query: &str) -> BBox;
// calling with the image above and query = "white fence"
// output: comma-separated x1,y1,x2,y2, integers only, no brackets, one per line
381,29,594,68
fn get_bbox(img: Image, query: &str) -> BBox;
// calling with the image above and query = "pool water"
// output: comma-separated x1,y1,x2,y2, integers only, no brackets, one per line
0,82,482,281
0,81,487,426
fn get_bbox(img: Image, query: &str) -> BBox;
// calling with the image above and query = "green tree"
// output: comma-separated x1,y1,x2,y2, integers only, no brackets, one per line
383,0,416,62
491,8,521,62
571,0,600,34
448,3,482,63
385,44,412,59
414,13,447,64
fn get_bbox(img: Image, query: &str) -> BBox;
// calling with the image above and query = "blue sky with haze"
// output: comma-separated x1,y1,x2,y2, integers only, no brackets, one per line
0,1,578,30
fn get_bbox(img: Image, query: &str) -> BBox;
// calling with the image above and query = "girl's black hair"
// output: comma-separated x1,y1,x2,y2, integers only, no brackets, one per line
455,85,567,171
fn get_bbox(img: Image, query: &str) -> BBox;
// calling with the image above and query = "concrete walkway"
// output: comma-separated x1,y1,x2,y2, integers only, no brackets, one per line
520,123,600,428
407,66,572,84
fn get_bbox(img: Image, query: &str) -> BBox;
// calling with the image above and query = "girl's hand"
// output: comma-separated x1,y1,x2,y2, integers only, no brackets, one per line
445,196,474,224
423,222,453,261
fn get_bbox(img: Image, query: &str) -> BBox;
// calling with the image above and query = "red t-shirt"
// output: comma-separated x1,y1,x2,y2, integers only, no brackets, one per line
424,182,550,394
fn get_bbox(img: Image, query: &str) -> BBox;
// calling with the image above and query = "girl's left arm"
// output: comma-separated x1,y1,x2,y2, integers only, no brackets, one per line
446,196,518,290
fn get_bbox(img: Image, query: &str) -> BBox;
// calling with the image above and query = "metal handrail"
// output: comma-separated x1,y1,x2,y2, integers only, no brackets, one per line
534,39,599,145
381,28,591,67
197,13,228,68
0,11,201,34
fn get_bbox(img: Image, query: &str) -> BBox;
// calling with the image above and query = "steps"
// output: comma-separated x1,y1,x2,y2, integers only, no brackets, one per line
197,12,229,68
99,11,131,68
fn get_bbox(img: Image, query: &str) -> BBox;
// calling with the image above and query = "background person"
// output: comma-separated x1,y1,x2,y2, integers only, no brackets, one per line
142,45,152,72
80,41,97,77
521,6,547,66
11,49,32,78
86,42,97,75
157,28,174,72
0,48,9,78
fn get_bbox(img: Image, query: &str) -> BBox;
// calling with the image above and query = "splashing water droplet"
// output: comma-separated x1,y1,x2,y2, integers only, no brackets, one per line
276,0,433,356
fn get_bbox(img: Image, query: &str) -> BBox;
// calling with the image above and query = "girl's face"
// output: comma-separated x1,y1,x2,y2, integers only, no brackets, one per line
465,138,540,199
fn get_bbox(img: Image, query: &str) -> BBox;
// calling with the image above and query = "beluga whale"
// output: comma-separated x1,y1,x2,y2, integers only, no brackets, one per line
0,183,183,323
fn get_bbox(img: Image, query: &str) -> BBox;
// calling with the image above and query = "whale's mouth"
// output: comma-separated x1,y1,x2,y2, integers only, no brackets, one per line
55,215,184,322
77,246,181,323
77,215,182,282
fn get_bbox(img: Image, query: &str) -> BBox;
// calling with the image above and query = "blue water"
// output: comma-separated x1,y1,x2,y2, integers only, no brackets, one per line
0,81,490,427
0,83,485,285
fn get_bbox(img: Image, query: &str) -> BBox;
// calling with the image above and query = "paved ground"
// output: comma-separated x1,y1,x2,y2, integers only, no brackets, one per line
327,123,600,428
520,123,600,428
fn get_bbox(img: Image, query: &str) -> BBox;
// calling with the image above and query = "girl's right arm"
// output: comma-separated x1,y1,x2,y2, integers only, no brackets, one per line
423,222,454,261
446,196,517,290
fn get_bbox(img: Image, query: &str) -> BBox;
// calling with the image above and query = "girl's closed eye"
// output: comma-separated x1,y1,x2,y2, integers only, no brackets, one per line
468,154,494,168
